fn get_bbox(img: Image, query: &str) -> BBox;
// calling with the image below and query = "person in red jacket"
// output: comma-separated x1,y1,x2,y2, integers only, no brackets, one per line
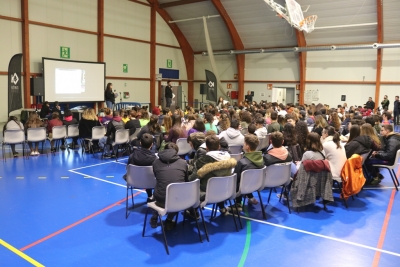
48,112,63,152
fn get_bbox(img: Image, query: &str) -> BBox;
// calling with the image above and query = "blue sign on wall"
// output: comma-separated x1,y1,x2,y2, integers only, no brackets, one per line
159,68,179,79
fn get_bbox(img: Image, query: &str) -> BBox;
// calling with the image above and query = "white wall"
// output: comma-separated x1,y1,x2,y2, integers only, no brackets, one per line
106,79,150,104
382,48,400,81
0,0,21,18
156,13,179,47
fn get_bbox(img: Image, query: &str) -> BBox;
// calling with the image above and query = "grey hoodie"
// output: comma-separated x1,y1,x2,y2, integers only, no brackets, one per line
218,128,244,146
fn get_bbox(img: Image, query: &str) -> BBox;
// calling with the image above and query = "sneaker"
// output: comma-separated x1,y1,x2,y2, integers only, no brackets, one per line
13,152,18,157
248,198,259,205
110,153,116,158
227,203,242,213
377,173,384,180
147,196,155,203
103,154,112,159
30,151,35,156
219,207,230,216
150,216,158,228
184,209,200,220
51,148,56,153
370,177,382,186
164,219,175,231
35,151,40,155
277,194,288,201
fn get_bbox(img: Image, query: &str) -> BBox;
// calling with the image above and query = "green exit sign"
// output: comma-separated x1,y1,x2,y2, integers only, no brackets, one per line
60,46,70,59
123,64,128,73
167,59,172,68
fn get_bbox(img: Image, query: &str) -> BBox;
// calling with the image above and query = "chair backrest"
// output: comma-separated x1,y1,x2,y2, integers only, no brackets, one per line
256,137,265,151
229,145,242,154
3,130,25,144
239,167,266,195
176,138,192,155
241,128,248,135
114,129,129,145
230,153,243,161
263,162,292,188
204,174,237,204
27,127,47,142
126,164,156,189
392,149,400,168
287,144,303,162
308,126,313,132
164,179,200,213
51,126,67,139
257,135,270,151
67,124,79,137
129,128,141,141
91,126,106,140
360,150,372,165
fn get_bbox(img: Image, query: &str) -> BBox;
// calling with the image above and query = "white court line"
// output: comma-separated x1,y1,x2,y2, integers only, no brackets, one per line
70,165,400,257
363,186,396,190
69,161,115,171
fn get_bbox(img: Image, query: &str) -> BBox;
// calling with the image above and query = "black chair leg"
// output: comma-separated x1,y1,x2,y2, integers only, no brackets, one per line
283,186,291,214
142,207,149,236
389,169,399,191
391,169,400,187
192,207,203,243
257,191,267,219
159,214,170,255
268,188,273,203
199,207,209,242
228,200,239,232
126,186,129,219
234,200,243,229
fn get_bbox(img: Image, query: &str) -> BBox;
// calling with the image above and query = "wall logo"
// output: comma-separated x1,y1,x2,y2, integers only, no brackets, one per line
10,73,19,85
208,81,214,88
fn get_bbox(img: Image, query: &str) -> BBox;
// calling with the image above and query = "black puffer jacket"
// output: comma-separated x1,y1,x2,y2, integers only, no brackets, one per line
375,133,400,165
344,135,376,159
152,149,187,203
127,147,157,166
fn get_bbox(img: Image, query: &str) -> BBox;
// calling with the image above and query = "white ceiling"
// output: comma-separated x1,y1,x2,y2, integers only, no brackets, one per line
157,0,399,52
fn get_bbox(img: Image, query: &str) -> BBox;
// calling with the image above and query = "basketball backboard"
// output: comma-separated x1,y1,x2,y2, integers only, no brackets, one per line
286,0,304,28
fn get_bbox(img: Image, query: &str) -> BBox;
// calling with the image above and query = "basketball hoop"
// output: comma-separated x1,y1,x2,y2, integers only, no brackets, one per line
299,15,317,33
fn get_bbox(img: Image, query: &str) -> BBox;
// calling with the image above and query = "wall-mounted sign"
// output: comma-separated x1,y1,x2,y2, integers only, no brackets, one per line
227,84,232,89
123,64,128,73
60,46,70,59
234,74,238,79
267,84,273,90
167,59,172,68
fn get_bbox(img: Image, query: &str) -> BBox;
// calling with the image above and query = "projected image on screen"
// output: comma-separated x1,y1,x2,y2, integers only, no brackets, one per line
43,58,105,102
55,68,86,94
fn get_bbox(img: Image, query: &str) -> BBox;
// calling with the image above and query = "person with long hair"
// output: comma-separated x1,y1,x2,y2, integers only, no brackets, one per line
161,115,172,134
329,112,341,132
139,109,150,127
79,108,101,152
3,116,24,157
165,114,187,143
217,96,224,109
100,108,113,125
312,115,328,136
360,123,381,149
204,113,218,133
187,118,206,135
295,120,309,154
322,126,346,179
240,111,252,130
104,83,116,110
302,132,325,161
283,123,297,147
136,115,162,147
344,124,379,159
218,113,231,133
25,112,44,155
183,114,196,131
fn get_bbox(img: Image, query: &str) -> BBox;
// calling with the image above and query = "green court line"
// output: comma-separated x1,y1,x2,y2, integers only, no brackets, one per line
238,206,252,267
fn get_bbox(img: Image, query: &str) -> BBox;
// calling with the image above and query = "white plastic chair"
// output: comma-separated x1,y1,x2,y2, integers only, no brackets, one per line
256,135,270,151
200,174,240,234
236,167,266,220
2,130,25,161
27,127,49,157
85,126,106,156
142,179,206,255
125,165,157,219
230,153,243,162
372,149,400,191
229,145,242,154
129,128,141,141
261,162,292,218
66,124,79,150
176,138,192,156
103,129,130,161
48,126,67,153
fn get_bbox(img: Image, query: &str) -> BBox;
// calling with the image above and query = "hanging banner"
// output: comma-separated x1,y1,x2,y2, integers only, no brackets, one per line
205,70,217,102
8,53,23,115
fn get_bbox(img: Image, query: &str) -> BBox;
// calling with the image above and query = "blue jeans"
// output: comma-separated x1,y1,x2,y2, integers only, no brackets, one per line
106,101,114,110
166,98,172,108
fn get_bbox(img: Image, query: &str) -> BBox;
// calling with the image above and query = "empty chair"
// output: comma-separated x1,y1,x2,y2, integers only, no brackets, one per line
200,174,241,235
27,127,49,157
260,162,292,219
66,124,80,150
371,149,400,191
85,126,106,156
229,145,242,154
102,129,130,161
125,164,157,218
142,179,206,255
2,130,25,161
176,138,192,156
48,126,67,153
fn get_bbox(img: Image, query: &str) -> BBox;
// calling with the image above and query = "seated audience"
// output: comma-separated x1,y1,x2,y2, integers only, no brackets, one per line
25,112,44,155
39,101,51,119
204,113,218,133
47,112,63,152
344,124,379,159
263,131,293,166
302,132,325,161
187,118,206,136
3,116,24,157
254,116,268,138
139,110,150,127
62,109,79,148
322,126,346,179
312,115,328,137
100,108,113,125
267,111,281,133
79,108,101,152
136,115,162,147
99,111,125,158
164,114,187,143
150,143,188,230
218,119,245,146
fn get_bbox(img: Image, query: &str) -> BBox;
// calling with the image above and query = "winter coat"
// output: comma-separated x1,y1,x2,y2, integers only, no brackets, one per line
255,127,269,138
344,135,376,159
375,133,400,165
188,151,237,192
78,118,101,138
125,119,140,136
105,89,115,103
105,117,125,143
218,128,244,146
152,149,188,204
263,149,293,166
234,151,265,184
127,147,157,166
290,160,334,208
340,154,366,199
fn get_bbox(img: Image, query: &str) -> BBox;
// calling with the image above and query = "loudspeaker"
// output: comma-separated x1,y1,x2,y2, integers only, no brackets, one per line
200,84,207,95
30,77,44,96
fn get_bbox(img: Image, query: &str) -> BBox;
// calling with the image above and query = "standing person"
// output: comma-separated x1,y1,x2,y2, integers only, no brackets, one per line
381,95,390,111
165,80,173,108
245,90,253,103
3,116,24,157
394,96,400,125
105,83,116,110
365,97,375,110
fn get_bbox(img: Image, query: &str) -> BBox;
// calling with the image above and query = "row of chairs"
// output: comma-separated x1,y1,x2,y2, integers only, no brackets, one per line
126,162,292,254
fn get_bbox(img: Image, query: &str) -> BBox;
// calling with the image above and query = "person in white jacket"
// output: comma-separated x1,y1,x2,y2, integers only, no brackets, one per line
254,116,269,138
3,116,24,157
218,119,244,147
322,126,347,180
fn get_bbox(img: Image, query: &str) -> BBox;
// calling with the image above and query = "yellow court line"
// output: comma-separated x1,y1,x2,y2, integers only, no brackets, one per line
0,239,45,267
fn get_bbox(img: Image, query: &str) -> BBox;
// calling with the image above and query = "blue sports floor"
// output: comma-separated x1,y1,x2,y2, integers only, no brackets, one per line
0,142,400,267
